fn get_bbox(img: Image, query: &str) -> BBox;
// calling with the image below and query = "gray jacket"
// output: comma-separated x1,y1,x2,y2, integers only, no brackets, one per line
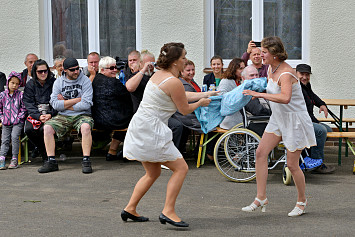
173,78,202,132
50,72,93,116
218,79,243,129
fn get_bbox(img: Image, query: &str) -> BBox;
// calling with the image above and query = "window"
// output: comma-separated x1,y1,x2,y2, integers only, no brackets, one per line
44,0,139,66
207,0,309,67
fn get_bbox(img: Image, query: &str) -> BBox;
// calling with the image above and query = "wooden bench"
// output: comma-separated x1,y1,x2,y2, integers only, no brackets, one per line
317,117,355,126
20,128,128,164
326,132,355,166
197,127,229,168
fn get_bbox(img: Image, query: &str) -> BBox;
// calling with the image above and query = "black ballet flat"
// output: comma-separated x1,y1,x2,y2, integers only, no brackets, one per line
159,213,189,227
121,210,149,222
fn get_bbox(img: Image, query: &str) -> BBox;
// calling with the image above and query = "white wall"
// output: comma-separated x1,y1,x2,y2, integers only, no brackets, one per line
140,0,206,84
0,0,40,76
309,0,355,117
1,0,355,118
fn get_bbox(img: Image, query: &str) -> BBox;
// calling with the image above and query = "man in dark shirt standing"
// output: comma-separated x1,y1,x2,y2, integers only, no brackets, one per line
297,64,335,174
241,41,268,78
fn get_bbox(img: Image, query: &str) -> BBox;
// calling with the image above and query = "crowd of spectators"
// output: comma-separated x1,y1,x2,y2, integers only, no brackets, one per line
0,40,335,174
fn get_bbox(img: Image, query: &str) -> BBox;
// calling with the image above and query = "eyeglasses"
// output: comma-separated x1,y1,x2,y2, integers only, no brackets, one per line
68,67,80,72
37,69,48,74
104,66,118,70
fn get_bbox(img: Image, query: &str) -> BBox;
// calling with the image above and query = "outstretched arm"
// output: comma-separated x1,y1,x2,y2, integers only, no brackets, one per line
185,91,218,102
243,74,294,104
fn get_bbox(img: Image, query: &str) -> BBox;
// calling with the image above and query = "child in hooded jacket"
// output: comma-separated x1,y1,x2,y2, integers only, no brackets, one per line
0,72,27,169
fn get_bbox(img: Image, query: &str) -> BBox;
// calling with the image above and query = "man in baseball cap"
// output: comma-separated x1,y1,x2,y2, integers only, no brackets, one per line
39,57,95,174
296,64,335,174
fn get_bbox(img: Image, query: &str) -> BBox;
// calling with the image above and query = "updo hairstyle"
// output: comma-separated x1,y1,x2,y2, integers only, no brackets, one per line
156,42,185,70
261,36,288,61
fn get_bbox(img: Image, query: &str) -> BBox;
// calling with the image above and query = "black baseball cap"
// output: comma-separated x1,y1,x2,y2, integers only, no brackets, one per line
63,57,79,70
296,64,312,74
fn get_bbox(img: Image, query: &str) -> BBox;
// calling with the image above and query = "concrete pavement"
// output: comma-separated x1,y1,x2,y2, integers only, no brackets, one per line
0,145,354,237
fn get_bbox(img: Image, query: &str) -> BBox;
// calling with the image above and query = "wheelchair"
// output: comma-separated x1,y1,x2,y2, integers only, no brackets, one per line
213,108,321,185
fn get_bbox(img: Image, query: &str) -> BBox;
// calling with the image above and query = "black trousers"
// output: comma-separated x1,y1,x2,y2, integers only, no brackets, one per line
24,120,46,156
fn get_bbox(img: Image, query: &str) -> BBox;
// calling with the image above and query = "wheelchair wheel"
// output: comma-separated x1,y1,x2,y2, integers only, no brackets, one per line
213,128,261,182
231,122,244,130
282,165,292,185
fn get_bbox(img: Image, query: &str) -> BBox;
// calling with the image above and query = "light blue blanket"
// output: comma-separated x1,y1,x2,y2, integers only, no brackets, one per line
195,77,267,133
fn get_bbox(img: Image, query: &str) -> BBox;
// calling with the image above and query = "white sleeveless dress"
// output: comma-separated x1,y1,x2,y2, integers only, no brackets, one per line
123,77,183,162
264,71,316,152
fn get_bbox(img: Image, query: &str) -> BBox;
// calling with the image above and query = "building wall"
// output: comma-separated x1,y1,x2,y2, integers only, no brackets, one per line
0,0,40,75
140,0,206,82
309,0,355,117
1,0,355,117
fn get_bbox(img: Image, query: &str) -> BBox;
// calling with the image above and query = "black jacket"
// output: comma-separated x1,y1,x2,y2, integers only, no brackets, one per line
92,73,133,130
0,72,6,92
20,68,29,87
173,78,202,132
244,98,271,117
23,76,57,120
301,82,326,123
126,71,152,113
203,73,215,89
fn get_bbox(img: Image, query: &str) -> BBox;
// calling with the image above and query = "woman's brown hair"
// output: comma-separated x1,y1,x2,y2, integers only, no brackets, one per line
261,36,288,61
156,42,185,70
222,58,244,80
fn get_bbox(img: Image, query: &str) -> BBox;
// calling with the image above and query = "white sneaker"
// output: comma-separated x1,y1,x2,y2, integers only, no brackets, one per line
161,165,170,170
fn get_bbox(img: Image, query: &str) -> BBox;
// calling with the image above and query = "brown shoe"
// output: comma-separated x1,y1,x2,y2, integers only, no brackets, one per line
312,164,335,174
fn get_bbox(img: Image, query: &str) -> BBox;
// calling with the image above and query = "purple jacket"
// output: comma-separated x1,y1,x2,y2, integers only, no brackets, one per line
241,52,269,78
0,90,27,125
0,72,27,125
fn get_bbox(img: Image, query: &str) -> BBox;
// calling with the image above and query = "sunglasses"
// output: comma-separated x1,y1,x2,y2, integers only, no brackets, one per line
104,66,118,70
68,67,80,72
37,69,48,74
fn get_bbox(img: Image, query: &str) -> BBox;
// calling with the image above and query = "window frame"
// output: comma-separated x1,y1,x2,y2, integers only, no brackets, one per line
206,0,310,68
43,0,141,66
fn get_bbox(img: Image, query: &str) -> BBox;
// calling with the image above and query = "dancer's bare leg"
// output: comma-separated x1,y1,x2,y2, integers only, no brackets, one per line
161,158,188,222
286,149,306,210
124,162,161,216
254,133,281,205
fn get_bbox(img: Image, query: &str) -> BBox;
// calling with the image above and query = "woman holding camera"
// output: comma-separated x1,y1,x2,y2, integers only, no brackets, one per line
242,36,316,217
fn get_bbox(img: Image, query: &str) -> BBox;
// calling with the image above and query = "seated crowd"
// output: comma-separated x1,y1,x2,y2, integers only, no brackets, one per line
0,41,335,174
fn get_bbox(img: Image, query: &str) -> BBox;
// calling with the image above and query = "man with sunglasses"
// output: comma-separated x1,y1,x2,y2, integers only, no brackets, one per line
39,58,94,174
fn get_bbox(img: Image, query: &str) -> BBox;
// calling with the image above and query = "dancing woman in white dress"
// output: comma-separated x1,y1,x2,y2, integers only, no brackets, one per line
121,42,214,227
242,37,316,217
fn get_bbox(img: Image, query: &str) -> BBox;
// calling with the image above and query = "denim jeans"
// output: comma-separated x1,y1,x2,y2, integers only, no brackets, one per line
0,123,24,157
311,122,332,160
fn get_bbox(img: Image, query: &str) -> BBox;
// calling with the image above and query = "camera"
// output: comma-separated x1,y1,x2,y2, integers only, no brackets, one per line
115,57,128,71
253,41,261,47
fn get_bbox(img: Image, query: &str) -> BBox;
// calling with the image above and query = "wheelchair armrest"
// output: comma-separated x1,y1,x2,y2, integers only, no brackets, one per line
247,115,270,121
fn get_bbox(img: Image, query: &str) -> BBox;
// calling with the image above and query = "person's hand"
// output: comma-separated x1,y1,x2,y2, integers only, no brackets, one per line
247,41,257,54
130,62,140,73
142,61,154,73
199,98,211,107
39,114,52,123
242,89,261,98
44,114,52,121
88,65,96,76
319,105,328,118
58,94,65,100
206,90,220,97
39,115,47,123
